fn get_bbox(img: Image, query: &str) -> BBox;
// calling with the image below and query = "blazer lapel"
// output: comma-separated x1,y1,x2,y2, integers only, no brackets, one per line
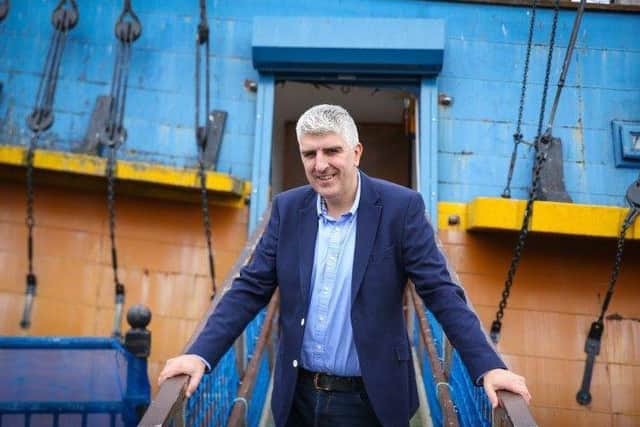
298,192,318,308
351,173,382,305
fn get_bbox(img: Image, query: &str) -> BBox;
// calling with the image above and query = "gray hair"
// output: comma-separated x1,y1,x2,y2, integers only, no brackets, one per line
295,104,359,147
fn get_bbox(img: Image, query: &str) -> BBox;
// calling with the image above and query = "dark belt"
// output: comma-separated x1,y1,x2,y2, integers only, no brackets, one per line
299,368,365,392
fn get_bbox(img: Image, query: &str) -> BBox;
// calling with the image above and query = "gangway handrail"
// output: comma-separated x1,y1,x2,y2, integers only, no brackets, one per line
139,207,271,426
493,390,537,427
226,291,279,427
408,282,460,427
408,281,537,426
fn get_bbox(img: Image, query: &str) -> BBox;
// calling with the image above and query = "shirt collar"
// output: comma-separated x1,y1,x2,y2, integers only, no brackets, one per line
316,170,361,220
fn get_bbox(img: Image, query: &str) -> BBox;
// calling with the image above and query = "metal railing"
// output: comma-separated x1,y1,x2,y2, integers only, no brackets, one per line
139,209,274,427
493,391,537,427
0,307,151,427
407,282,460,427
226,292,279,427
140,204,536,427
407,281,537,427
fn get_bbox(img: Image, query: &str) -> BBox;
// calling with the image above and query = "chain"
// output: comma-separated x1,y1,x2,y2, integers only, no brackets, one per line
502,0,537,199
598,177,640,322
25,134,37,276
106,146,121,288
198,154,217,298
20,0,78,329
100,0,141,337
491,0,560,344
597,210,638,322
196,0,216,298
576,178,639,406
21,133,38,329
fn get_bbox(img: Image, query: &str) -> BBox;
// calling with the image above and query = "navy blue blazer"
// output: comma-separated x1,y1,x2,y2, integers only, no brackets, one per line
188,172,505,427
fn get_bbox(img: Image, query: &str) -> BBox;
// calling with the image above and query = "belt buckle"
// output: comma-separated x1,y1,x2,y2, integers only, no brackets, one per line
313,373,332,391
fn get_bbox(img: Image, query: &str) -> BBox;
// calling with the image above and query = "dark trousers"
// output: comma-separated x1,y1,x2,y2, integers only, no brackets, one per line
284,373,383,427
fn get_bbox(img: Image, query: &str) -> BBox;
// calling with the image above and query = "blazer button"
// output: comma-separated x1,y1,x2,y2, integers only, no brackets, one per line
292,359,298,368
300,318,305,326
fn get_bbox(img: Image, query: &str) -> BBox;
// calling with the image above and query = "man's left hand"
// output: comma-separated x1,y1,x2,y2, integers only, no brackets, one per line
483,368,531,409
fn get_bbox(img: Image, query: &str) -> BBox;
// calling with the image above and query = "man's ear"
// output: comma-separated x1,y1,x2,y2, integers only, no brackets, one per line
354,142,363,166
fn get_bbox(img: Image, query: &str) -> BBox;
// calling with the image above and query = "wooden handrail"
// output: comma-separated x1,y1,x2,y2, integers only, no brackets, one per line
410,277,537,427
138,207,272,427
408,282,460,427
226,291,279,427
493,391,538,427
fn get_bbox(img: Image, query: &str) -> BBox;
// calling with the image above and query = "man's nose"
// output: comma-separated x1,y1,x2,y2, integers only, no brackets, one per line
315,153,329,172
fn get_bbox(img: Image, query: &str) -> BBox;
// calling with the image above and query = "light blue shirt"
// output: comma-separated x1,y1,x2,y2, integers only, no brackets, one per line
300,173,361,376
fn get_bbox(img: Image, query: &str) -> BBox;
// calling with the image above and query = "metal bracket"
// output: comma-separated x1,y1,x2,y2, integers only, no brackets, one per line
0,1,9,22
576,321,603,405
534,136,572,203
627,178,640,209
202,110,227,169
80,96,113,154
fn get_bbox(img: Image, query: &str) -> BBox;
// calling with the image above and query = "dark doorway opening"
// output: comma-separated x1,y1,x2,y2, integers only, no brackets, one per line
271,81,417,196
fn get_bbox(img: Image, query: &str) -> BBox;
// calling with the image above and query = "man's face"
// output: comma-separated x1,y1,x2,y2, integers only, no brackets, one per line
299,133,363,205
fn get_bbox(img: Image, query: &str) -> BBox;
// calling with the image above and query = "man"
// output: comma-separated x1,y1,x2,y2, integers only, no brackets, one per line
159,104,530,426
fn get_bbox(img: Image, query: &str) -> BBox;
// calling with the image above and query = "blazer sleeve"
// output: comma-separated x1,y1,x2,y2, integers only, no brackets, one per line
186,196,281,368
401,192,506,383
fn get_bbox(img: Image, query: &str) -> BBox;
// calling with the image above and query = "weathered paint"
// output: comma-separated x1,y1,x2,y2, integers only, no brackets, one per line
437,227,640,425
0,180,249,395
0,0,637,210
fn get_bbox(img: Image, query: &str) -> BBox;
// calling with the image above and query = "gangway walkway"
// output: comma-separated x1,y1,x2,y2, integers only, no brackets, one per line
140,212,536,427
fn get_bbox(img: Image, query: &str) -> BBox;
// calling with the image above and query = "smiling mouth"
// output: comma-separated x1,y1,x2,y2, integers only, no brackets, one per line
316,174,336,182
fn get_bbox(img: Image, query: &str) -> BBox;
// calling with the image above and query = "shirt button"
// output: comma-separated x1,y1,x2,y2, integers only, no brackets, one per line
300,318,305,326
292,359,298,368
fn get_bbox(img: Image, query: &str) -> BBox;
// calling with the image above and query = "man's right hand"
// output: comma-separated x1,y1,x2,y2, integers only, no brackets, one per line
158,354,207,398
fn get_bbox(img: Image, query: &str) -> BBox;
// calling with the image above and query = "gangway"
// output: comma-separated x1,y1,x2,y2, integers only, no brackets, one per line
140,213,536,427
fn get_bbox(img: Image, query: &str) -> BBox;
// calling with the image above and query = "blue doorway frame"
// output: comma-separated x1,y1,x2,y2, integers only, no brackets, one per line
249,17,444,232
249,75,439,232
